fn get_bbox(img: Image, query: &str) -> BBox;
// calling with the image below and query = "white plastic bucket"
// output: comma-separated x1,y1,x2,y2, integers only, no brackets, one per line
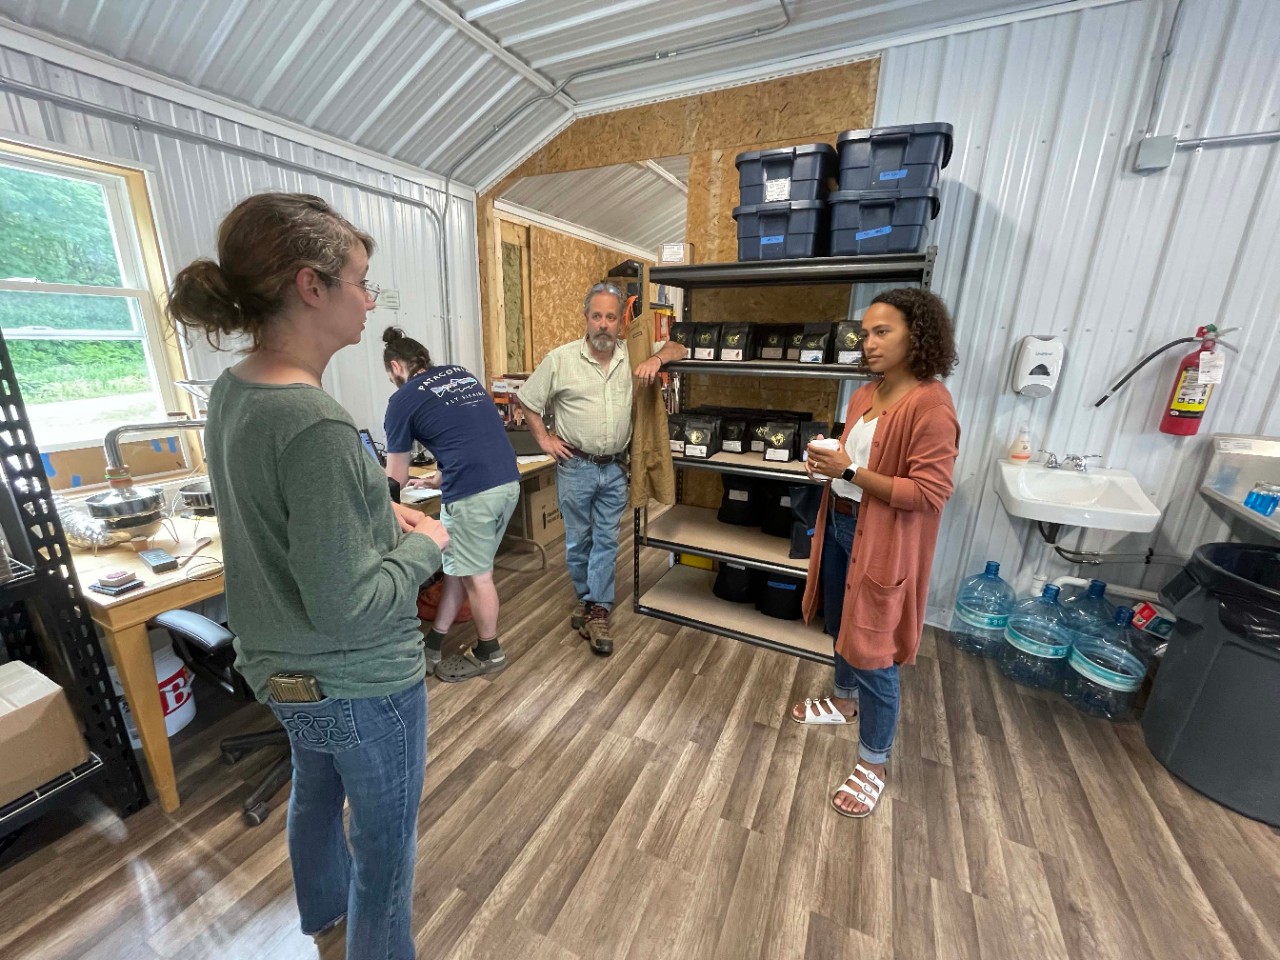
108,649,197,749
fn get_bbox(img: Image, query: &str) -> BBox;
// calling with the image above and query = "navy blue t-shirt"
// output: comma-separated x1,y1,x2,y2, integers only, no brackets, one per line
384,365,519,504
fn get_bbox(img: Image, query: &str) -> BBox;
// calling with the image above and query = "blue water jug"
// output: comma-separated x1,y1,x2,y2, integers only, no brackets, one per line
1062,607,1147,720
1060,579,1116,630
999,583,1075,689
949,560,1016,658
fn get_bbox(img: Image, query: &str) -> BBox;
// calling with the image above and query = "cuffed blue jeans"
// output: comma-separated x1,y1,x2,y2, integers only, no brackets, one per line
269,682,427,960
820,505,901,766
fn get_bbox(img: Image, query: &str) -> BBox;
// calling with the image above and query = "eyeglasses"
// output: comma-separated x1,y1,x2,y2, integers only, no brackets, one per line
322,273,381,303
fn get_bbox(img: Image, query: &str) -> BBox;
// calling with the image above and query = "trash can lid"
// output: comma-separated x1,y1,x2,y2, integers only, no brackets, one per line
1178,543,1280,646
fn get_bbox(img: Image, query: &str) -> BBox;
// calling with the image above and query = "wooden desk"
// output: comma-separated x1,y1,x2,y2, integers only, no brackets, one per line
73,516,223,814
72,458,558,814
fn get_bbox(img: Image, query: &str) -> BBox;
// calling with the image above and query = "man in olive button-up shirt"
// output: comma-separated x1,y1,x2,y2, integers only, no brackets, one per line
517,281,686,655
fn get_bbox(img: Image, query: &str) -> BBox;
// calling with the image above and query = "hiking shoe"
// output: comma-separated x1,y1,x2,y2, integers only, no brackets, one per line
570,599,588,631
579,604,613,656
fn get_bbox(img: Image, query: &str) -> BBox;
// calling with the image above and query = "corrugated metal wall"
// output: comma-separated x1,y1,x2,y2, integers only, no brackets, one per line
873,0,1280,623
0,44,482,445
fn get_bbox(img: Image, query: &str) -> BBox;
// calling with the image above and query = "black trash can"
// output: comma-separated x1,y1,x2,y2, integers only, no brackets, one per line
1142,542,1280,826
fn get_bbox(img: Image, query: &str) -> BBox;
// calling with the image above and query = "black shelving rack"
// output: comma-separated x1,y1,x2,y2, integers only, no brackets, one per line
634,249,937,663
0,329,147,843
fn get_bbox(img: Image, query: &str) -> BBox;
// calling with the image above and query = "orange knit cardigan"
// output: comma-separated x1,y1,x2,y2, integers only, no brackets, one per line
801,379,960,670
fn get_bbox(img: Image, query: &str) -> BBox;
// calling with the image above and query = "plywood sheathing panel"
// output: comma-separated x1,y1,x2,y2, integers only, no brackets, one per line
528,226,652,366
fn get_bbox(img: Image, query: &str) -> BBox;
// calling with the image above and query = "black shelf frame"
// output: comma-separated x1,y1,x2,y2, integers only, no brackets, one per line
650,249,935,290
634,248,937,658
0,329,147,846
665,358,877,380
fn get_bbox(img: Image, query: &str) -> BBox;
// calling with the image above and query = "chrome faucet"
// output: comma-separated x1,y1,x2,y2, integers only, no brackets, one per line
1040,450,1060,469
1060,454,1103,473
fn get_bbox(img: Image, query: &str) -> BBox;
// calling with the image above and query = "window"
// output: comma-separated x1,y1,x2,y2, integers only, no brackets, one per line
0,145,184,455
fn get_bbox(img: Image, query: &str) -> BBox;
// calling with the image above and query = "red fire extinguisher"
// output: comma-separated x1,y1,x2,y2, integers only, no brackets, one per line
1159,325,1219,436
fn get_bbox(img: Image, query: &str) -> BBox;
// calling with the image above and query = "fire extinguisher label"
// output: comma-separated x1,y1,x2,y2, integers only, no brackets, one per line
1198,351,1225,384
1170,368,1213,417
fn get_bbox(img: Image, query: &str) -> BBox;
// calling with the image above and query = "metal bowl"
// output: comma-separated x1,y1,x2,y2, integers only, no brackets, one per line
178,479,215,514
86,485,165,519
85,485,166,540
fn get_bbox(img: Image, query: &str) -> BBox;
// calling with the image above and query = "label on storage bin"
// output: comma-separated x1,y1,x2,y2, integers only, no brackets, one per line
685,444,708,458
780,496,791,507
764,178,791,202
1068,647,1143,692
800,349,825,363
669,440,685,453
760,347,783,359
723,440,743,453
721,348,744,361
856,225,893,241
729,489,750,502
954,602,1008,630
767,580,798,591
764,448,792,462
879,168,908,181
837,350,863,365
693,347,716,360
761,234,785,246
1004,624,1070,659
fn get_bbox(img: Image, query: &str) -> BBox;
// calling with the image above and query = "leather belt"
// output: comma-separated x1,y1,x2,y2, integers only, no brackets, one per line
567,445,627,465
831,494,858,517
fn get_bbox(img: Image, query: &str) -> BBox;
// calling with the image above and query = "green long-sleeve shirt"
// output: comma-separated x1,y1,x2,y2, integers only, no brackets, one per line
205,370,442,702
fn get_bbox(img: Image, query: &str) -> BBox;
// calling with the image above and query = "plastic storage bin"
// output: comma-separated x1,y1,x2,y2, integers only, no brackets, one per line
736,144,837,204
829,188,939,255
733,200,828,261
836,122,954,191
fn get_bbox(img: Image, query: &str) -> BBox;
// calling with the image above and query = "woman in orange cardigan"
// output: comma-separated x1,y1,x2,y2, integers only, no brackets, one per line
798,288,960,819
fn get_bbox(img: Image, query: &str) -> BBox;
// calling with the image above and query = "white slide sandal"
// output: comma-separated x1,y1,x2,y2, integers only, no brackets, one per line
832,763,884,819
791,697,854,725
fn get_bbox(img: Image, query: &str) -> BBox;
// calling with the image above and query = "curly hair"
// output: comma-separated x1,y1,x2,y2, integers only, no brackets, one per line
870,288,958,380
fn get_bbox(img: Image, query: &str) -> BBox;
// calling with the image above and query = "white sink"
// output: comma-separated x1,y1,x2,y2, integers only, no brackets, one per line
994,460,1161,533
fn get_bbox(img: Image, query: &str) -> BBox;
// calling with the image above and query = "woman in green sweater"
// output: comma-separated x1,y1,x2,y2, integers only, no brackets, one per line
167,193,448,960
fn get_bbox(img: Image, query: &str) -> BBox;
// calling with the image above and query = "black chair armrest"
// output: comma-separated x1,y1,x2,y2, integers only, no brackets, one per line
151,609,235,656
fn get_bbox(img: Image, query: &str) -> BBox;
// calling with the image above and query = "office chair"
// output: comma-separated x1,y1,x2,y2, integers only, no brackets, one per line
150,609,291,826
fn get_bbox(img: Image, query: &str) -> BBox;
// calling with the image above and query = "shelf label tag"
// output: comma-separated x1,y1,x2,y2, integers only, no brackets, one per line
856,225,892,241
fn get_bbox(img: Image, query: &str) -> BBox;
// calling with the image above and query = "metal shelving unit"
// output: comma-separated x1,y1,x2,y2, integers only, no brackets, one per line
634,250,936,662
0,329,147,847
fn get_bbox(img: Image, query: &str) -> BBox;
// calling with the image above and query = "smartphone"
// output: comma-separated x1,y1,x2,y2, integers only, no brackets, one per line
266,672,324,703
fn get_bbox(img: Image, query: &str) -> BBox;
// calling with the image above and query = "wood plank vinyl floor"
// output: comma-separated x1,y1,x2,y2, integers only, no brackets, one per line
2,529,1278,960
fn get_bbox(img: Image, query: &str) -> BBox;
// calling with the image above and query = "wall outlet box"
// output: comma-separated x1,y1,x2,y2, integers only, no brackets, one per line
1134,135,1178,172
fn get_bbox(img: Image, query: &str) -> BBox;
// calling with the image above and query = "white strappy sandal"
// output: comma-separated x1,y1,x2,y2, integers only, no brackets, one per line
791,697,854,725
832,763,884,819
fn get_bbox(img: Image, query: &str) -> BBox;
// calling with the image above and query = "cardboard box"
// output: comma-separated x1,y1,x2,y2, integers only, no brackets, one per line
1132,601,1176,638
519,477,564,546
659,242,695,265
0,661,90,807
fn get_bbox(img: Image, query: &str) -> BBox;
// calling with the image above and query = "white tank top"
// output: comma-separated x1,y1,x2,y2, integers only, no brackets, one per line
831,416,878,502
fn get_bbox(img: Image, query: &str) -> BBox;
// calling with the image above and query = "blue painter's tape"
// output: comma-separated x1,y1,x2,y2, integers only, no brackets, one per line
767,581,798,591
151,439,162,452
856,225,893,241
167,437,177,453
41,453,56,476
879,168,908,181
761,234,785,245
71,474,83,487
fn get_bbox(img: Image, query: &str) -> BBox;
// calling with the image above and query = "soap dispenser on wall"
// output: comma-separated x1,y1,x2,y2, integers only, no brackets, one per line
1010,335,1065,398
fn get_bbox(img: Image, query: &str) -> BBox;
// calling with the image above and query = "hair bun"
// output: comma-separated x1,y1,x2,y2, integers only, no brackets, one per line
382,325,407,344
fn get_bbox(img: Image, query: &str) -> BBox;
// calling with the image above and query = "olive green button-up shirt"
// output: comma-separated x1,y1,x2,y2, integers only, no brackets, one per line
517,339,633,456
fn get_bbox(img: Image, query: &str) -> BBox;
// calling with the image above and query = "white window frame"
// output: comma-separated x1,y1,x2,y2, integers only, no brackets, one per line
0,147,186,455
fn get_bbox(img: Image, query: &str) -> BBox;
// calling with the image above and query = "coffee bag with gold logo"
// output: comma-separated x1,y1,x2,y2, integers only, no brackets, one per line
681,415,721,459
692,322,722,361
763,420,799,463
717,323,755,362
833,321,866,367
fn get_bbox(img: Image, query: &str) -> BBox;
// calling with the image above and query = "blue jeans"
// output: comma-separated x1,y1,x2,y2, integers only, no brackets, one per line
556,458,629,609
820,505,901,766
269,682,427,959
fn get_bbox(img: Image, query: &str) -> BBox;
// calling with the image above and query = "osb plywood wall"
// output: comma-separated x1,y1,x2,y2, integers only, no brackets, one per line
527,226,650,365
